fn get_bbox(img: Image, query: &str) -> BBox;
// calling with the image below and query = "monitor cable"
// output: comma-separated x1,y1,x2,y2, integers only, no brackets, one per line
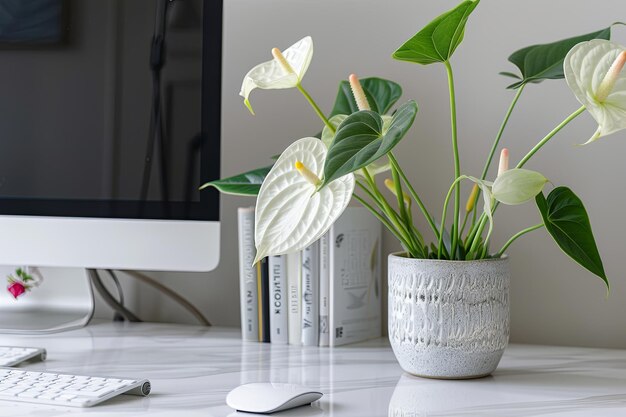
106,270,126,322
87,269,142,322
88,269,211,326
121,270,211,326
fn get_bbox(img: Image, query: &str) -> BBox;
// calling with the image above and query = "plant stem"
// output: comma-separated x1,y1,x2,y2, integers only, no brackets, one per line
391,165,409,222
353,194,413,254
388,153,440,240
459,210,470,238
469,83,527,228
391,163,417,242
359,171,422,256
482,83,526,178
296,83,335,134
495,224,543,258
444,61,461,259
468,216,487,256
438,176,465,258
516,106,585,168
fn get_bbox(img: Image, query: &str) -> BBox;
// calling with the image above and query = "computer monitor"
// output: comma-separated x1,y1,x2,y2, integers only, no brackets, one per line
0,0,222,331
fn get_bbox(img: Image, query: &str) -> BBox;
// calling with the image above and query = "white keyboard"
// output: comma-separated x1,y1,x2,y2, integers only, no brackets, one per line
0,346,46,367
0,368,151,407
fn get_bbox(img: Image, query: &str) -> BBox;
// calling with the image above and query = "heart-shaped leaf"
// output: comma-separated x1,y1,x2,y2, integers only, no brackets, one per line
536,187,607,288
321,100,418,187
321,115,392,178
200,165,273,196
330,77,402,117
503,25,616,89
392,0,480,65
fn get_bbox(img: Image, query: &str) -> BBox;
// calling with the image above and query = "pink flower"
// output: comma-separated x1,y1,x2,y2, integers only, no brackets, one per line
7,282,26,299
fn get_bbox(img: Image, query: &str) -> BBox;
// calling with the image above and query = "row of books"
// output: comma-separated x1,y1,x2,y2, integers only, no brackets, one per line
237,206,382,347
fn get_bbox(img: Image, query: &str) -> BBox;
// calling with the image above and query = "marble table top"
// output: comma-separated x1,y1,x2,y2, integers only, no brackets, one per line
0,321,625,416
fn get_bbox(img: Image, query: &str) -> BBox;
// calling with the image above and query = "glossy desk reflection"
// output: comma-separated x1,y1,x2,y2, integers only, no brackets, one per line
1,322,626,416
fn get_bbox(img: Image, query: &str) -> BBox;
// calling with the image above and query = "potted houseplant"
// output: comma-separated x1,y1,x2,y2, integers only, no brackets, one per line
203,0,625,378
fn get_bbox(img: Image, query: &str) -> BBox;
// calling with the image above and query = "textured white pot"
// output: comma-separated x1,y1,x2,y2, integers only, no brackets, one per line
388,253,510,379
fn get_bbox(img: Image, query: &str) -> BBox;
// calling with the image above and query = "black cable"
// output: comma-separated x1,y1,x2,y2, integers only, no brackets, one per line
122,270,211,326
91,268,211,326
106,269,126,322
88,269,142,322
106,269,124,306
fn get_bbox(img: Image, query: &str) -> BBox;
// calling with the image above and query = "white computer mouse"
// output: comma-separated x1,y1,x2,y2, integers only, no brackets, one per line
226,382,323,414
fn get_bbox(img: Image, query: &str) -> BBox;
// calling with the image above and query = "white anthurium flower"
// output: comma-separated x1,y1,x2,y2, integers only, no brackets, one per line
240,36,314,114
492,169,548,205
321,114,391,177
564,39,626,144
253,137,355,264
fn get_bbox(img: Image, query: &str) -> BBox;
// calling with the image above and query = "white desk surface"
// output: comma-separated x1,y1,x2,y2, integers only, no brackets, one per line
0,321,625,416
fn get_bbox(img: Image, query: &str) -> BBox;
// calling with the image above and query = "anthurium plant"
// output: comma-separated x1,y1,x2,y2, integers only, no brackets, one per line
202,0,626,290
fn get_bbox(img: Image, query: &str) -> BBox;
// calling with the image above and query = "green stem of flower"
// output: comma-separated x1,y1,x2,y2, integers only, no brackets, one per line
516,106,586,169
388,153,439,240
444,61,461,260
391,163,420,244
495,224,544,258
353,193,415,255
459,210,470,239
296,83,335,134
359,172,422,257
482,84,526,178
469,83,526,230
438,176,465,259
468,216,488,256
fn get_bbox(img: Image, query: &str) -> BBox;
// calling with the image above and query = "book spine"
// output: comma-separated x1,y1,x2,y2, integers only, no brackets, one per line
287,252,302,345
301,241,319,346
257,257,271,343
268,255,288,344
319,233,330,347
237,207,258,342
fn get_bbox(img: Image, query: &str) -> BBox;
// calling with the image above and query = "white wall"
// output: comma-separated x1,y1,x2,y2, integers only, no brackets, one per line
112,0,626,349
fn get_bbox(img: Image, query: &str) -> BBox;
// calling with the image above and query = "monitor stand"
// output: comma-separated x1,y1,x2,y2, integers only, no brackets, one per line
0,266,94,333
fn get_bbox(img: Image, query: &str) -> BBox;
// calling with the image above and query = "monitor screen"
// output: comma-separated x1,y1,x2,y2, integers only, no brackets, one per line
0,0,220,220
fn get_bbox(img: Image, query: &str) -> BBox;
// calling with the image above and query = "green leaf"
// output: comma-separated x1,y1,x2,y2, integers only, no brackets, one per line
321,101,418,186
392,0,480,65
535,187,608,288
504,25,617,89
199,165,273,196
499,71,521,80
330,77,402,117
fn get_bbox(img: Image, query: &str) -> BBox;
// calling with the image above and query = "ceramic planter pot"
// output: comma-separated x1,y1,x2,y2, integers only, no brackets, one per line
388,253,510,379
